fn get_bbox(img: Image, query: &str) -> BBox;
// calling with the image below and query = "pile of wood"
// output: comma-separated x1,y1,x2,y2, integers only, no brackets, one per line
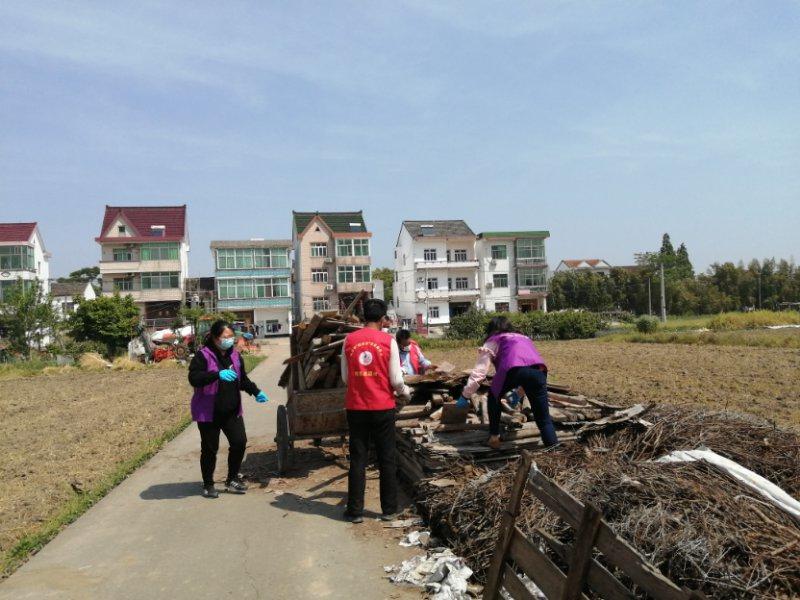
396,367,647,485
278,293,367,391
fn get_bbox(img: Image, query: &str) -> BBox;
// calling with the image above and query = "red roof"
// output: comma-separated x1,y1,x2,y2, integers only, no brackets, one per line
0,222,37,243
563,259,604,268
96,205,187,242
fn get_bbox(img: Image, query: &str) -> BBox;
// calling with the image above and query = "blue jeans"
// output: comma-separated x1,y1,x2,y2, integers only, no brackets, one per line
489,366,558,446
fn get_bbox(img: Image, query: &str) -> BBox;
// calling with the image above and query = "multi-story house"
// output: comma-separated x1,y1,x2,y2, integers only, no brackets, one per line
394,220,480,329
553,258,613,276
211,239,293,336
292,211,373,320
96,205,189,327
476,231,550,312
0,222,50,301
51,281,96,317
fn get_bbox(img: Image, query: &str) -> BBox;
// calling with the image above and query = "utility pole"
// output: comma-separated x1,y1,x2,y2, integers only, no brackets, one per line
647,277,652,316
659,262,667,323
758,272,762,309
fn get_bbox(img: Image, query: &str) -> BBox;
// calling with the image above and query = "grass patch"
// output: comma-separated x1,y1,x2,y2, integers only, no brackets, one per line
0,414,192,578
243,354,267,372
414,337,481,351
0,359,57,381
601,328,800,349
708,310,800,331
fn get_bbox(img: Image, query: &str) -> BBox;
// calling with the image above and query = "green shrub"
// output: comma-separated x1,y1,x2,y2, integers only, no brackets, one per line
58,340,111,359
446,310,603,341
707,310,800,331
635,316,660,334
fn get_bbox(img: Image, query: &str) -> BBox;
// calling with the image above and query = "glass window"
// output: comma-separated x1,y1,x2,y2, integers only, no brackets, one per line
493,273,508,288
141,243,179,261
455,277,469,290
495,302,510,312
427,278,438,290
337,266,353,283
118,225,126,234
354,265,370,282
114,277,134,291
112,248,132,262
313,297,330,311
354,239,369,256
491,245,507,260
336,239,353,256
518,268,547,288
453,249,468,262
233,249,252,269
253,248,270,268
141,272,180,289
516,239,545,260
216,249,234,269
311,269,328,283
270,248,289,268
428,306,439,319
423,248,437,261
311,242,328,257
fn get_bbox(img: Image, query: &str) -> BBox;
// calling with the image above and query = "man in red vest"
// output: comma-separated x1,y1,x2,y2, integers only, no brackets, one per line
341,298,410,523
396,329,435,375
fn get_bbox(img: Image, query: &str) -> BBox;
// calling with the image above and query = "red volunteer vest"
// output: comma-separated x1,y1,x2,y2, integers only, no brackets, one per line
407,341,422,374
344,328,396,411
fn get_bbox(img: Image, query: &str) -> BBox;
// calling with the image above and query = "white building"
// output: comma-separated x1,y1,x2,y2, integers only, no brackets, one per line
96,205,189,328
553,259,612,276
394,221,480,329
476,231,550,313
0,222,51,300
51,281,97,317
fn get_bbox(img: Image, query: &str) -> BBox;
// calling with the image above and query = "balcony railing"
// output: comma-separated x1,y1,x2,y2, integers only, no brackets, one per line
414,258,479,269
416,287,480,300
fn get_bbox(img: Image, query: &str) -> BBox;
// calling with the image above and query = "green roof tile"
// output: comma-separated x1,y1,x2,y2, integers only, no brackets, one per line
293,211,367,233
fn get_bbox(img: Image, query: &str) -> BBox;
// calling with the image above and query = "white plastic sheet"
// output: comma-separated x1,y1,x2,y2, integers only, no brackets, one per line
386,548,473,600
654,448,800,522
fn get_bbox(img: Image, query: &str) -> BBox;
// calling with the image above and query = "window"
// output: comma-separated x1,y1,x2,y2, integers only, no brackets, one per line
313,297,330,311
141,243,179,261
518,267,547,288
118,225,126,234
427,277,438,290
0,280,33,301
516,239,545,260
111,248,132,262
491,245,507,260
141,272,179,289
337,266,370,283
254,248,289,268
423,248,437,261
453,249,468,262
493,273,508,288
495,302,510,312
150,226,165,238
114,277,134,291
455,277,469,290
311,269,328,283
219,277,289,299
336,238,370,257
216,248,235,269
255,278,290,298
311,242,328,257
428,306,440,319
1,246,33,270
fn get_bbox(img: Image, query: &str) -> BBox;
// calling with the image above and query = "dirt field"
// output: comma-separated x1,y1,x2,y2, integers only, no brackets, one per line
0,366,191,555
426,340,800,429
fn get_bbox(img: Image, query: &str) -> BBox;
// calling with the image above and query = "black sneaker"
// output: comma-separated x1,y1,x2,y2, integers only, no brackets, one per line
344,510,364,524
202,485,219,499
225,479,248,494
380,512,400,522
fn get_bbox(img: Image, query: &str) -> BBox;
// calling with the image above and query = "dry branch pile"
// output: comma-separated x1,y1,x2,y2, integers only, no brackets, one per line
418,407,800,599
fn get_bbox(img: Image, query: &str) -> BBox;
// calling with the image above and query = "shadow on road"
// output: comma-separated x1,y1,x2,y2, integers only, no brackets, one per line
139,481,200,500
270,491,383,521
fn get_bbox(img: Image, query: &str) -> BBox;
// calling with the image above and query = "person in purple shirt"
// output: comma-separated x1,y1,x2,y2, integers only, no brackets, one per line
457,316,558,449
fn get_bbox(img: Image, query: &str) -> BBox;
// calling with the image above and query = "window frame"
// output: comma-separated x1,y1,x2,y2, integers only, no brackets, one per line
453,249,468,262
490,244,507,260
423,248,437,261
493,273,509,288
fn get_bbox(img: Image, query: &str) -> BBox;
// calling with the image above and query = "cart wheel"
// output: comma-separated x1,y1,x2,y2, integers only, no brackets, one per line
276,405,292,475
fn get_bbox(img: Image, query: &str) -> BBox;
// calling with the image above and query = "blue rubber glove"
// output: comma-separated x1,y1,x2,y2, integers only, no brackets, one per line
455,396,470,409
255,391,269,403
219,368,238,382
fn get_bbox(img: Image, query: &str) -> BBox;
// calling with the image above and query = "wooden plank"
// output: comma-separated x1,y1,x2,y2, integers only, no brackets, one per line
483,452,533,600
323,360,340,388
508,527,581,600
298,314,324,348
342,289,368,318
537,529,634,600
500,564,538,600
527,467,688,600
278,364,292,388
561,504,603,600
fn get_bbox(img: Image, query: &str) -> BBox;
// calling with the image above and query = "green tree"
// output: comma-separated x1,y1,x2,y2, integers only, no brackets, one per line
0,279,59,357
69,293,141,357
58,266,101,285
372,267,394,305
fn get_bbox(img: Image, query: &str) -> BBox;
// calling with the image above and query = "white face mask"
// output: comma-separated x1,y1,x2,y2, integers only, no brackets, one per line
401,345,411,352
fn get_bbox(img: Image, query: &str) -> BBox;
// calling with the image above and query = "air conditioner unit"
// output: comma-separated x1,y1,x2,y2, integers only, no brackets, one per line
324,257,334,263
489,258,497,265
325,284,334,291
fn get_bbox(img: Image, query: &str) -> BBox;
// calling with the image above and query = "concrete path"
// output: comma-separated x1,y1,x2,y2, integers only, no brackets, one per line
0,338,420,600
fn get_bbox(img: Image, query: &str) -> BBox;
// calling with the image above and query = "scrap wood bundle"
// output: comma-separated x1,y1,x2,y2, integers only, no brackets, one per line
278,294,367,391
417,406,800,599
396,367,648,483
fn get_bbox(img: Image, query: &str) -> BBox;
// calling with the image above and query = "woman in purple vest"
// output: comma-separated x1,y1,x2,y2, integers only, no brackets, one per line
457,316,558,449
189,320,268,498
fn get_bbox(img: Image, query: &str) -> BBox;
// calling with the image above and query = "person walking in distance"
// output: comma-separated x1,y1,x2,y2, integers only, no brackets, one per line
341,299,411,523
188,320,269,498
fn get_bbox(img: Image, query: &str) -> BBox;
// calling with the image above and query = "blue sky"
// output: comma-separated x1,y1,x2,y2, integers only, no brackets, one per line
1,1,798,277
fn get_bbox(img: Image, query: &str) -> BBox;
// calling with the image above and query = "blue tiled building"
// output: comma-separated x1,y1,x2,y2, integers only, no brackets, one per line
210,239,293,336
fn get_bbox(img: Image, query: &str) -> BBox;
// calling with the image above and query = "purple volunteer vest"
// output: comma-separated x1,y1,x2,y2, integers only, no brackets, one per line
488,332,546,399
190,346,243,422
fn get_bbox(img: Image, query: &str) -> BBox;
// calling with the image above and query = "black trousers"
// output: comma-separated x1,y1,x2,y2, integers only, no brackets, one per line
346,409,398,516
197,413,247,486
489,366,558,446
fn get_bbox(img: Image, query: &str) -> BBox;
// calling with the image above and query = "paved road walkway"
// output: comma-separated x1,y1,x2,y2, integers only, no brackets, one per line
0,338,419,599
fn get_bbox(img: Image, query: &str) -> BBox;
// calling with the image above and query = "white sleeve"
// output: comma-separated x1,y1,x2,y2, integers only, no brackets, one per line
340,347,349,385
389,339,411,397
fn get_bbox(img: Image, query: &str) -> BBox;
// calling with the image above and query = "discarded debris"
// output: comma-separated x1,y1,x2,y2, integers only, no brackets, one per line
386,548,473,600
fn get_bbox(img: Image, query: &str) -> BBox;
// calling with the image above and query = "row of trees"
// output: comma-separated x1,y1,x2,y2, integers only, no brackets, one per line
549,234,800,315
